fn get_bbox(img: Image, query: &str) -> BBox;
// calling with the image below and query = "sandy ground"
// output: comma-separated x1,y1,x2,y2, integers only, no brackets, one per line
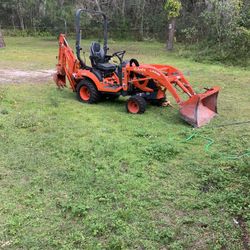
0,69,55,84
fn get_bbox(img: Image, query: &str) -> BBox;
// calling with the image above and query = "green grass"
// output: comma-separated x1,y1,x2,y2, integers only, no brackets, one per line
0,37,250,249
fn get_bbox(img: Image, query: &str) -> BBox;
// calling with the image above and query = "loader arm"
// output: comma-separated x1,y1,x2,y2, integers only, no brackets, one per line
130,64,191,104
151,64,196,96
129,64,220,127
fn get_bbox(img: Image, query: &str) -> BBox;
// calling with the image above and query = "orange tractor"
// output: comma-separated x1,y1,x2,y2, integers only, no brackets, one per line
54,9,220,127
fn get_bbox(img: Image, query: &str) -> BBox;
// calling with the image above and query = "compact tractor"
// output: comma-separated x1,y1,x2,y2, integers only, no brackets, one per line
54,9,220,127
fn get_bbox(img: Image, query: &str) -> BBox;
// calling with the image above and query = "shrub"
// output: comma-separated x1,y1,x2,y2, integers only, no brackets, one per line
224,27,250,65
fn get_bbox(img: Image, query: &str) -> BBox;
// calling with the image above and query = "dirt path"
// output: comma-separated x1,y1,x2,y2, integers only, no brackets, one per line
0,69,55,84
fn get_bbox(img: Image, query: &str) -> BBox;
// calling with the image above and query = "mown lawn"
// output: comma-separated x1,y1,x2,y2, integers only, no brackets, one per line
0,37,249,249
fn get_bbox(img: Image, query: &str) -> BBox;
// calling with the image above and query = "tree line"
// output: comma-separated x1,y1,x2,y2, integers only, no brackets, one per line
0,0,249,65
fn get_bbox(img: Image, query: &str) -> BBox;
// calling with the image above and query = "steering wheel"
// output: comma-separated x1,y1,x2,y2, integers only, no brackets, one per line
112,50,126,64
129,58,140,67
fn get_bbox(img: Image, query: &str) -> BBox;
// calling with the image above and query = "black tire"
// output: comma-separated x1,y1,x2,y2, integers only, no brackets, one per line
126,95,146,114
76,79,100,104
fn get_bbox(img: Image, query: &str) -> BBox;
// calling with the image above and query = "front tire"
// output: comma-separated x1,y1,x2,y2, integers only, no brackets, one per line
126,95,146,114
76,79,100,104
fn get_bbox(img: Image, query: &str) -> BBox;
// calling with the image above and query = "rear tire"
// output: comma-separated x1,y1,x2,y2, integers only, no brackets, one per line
126,95,146,114
76,79,100,104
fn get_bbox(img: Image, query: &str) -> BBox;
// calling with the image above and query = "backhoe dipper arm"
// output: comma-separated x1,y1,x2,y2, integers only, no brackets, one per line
75,9,108,68
55,34,79,90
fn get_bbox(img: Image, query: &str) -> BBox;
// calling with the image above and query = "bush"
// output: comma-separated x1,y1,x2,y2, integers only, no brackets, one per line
182,27,250,66
225,27,250,65
3,29,52,37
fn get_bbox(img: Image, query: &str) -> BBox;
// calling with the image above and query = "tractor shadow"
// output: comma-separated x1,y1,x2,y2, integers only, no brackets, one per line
58,90,188,127
99,98,127,113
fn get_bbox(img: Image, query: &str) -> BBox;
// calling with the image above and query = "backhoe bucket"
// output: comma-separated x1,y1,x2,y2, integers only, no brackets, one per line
53,72,66,88
179,87,219,127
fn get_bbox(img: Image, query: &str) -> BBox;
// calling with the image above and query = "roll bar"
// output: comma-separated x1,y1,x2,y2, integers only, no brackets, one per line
75,9,108,68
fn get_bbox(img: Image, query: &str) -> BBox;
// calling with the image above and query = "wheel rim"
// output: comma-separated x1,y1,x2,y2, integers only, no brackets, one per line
79,86,90,101
128,100,139,113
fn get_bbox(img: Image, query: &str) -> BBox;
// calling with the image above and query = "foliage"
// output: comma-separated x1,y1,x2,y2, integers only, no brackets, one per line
164,0,182,19
177,0,250,65
200,0,243,43
0,0,249,65
224,27,250,64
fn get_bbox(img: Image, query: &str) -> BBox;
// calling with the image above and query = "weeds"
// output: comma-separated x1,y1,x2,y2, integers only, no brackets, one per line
144,142,180,160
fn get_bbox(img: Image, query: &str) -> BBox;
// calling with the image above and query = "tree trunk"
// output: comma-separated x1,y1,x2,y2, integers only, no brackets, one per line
139,0,146,40
204,0,213,11
17,1,25,31
18,14,25,31
94,0,102,12
0,30,6,48
167,18,176,51
39,0,47,17
11,15,16,31
122,0,126,16
122,0,126,24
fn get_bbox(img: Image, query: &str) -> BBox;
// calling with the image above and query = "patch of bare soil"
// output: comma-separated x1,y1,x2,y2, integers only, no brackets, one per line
237,216,250,250
0,69,55,84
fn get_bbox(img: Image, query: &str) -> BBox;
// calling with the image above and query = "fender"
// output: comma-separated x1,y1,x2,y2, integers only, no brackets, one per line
75,69,101,91
74,69,122,93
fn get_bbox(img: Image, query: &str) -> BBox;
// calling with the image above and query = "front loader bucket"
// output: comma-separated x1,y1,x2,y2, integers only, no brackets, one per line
179,87,220,127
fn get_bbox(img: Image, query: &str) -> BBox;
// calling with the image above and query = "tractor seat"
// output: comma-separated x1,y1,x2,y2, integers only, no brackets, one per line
90,42,116,72
94,62,116,71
